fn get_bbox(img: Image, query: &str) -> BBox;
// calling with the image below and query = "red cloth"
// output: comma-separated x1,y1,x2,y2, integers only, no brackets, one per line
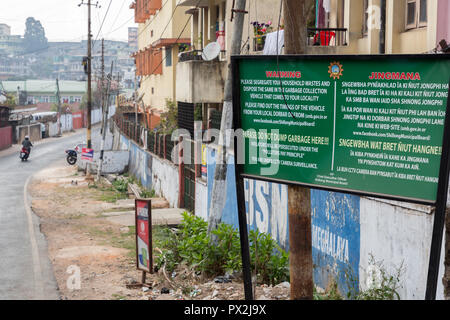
314,31,336,46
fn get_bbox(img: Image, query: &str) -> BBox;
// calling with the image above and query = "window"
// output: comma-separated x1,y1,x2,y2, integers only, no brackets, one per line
406,0,427,30
362,0,369,36
165,47,172,67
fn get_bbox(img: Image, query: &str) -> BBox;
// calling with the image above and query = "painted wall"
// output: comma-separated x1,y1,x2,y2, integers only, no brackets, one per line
205,145,445,299
437,0,450,44
60,114,73,132
205,145,359,295
112,123,446,299
117,132,179,208
79,150,130,174
0,126,12,150
16,124,41,143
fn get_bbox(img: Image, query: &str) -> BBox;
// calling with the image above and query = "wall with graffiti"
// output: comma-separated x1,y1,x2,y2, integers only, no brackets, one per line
118,133,179,208
114,127,445,299
205,145,445,299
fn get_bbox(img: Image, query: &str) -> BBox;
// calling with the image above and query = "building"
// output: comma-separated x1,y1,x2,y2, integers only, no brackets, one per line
1,80,86,105
307,0,446,55
130,0,191,128
128,27,138,50
0,24,11,36
175,0,283,134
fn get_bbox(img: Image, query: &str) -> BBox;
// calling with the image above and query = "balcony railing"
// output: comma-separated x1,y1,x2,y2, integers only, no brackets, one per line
178,49,227,62
307,28,348,47
178,50,203,62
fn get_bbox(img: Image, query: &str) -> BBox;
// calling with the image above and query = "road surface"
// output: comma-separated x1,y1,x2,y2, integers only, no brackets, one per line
0,131,87,299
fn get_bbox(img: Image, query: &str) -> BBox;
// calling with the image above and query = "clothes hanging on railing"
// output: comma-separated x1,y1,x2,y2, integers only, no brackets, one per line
262,30,284,55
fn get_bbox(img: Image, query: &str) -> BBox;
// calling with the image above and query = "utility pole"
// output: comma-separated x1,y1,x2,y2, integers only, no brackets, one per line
79,0,100,149
283,0,313,300
100,38,105,135
56,78,62,137
208,0,246,235
207,0,252,300
134,71,138,124
97,61,114,181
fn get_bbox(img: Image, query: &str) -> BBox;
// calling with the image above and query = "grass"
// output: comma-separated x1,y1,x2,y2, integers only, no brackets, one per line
88,182,129,203
111,293,127,300
82,224,137,260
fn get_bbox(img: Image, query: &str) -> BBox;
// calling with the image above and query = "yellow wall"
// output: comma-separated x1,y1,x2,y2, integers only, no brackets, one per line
137,0,191,111
333,0,438,55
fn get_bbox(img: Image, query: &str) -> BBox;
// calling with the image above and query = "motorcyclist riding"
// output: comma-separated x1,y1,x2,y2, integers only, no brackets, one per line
21,135,33,158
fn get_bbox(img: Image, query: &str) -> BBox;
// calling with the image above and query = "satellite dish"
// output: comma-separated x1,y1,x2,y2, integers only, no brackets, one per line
202,42,221,61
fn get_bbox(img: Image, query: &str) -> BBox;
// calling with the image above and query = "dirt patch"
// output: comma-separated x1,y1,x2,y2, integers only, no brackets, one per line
30,163,290,300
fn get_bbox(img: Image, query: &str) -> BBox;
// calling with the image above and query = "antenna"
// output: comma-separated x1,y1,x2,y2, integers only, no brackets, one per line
202,42,221,61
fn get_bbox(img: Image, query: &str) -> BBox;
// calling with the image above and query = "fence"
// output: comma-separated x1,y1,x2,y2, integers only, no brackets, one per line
114,114,176,163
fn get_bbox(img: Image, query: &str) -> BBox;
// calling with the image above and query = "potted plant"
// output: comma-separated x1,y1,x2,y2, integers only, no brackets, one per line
251,21,273,51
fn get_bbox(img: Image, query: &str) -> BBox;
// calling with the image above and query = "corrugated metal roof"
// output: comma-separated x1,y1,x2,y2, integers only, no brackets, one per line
0,80,87,94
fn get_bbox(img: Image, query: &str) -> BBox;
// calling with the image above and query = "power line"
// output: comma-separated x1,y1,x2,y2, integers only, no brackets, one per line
93,0,113,49
107,0,127,35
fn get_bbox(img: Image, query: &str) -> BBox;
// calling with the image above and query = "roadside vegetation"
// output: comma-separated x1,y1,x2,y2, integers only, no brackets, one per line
154,212,290,286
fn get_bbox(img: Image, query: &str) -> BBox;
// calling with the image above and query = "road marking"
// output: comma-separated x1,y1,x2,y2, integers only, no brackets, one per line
24,175,45,299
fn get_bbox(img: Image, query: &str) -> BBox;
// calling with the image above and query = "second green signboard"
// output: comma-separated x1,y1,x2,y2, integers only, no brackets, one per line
234,55,450,204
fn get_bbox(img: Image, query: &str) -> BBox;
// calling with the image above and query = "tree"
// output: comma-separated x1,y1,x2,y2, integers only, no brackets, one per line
24,17,48,54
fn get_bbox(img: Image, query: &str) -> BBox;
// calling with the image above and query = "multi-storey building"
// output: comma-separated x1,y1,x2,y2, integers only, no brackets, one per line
130,0,191,127
128,27,138,51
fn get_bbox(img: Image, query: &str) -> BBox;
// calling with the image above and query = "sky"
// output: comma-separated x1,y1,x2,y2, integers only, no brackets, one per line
0,0,136,42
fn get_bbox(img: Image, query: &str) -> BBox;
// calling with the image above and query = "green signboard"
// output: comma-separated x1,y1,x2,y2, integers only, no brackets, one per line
233,55,450,204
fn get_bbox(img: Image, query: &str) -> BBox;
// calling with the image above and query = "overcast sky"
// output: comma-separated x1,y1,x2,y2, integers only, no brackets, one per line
0,0,136,42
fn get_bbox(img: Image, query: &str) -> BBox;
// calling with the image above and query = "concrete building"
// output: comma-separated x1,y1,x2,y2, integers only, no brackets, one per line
175,0,283,132
128,27,138,50
0,24,11,36
1,80,86,105
308,0,447,55
130,0,191,123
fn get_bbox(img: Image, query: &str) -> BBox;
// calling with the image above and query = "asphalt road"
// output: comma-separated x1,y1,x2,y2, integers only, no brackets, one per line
0,130,88,300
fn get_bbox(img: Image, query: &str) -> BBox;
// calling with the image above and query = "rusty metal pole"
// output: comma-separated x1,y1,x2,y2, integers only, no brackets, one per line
283,0,313,300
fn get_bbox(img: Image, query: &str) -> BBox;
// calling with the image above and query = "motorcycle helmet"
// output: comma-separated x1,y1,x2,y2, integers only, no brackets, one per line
25,135,29,140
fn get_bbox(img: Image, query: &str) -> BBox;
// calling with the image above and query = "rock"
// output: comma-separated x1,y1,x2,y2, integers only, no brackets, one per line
275,281,290,289
160,287,170,294
212,290,219,298
119,227,129,233
229,293,240,299
214,275,232,283
263,287,271,295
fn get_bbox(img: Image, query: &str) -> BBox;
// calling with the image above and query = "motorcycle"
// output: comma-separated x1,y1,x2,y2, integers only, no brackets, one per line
20,147,30,161
65,143,85,166
65,149,78,165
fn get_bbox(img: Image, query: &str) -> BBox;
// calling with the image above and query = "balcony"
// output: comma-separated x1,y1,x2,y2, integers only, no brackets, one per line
176,58,226,104
307,28,348,46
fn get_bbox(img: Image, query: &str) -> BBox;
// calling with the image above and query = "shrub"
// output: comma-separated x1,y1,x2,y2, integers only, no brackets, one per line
154,212,289,285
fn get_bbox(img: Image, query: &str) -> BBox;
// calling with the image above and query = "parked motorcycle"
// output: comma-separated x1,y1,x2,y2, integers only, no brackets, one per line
65,149,77,165
20,147,30,161
65,143,86,165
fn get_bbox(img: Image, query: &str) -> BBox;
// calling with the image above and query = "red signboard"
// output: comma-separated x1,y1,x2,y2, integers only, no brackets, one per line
81,148,94,162
135,199,152,273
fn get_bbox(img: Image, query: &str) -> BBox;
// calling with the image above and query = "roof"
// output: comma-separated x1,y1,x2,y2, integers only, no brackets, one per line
152,38,191,48
1,80,87,94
